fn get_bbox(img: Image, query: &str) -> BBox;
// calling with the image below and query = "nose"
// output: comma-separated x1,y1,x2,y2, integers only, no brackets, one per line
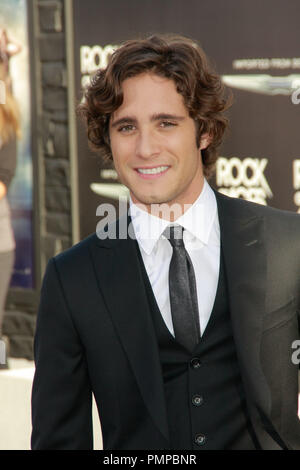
135,128,160,160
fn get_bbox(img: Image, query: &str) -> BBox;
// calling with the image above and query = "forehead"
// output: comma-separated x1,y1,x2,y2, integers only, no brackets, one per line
112,72,188,118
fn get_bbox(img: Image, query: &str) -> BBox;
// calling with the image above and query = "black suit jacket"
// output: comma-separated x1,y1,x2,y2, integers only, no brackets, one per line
31,191,300,450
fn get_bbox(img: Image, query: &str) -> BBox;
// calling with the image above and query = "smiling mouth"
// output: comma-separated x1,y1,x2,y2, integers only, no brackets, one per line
136,165,169,175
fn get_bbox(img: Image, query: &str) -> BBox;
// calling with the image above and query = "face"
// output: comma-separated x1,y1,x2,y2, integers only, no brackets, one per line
109,73,210,217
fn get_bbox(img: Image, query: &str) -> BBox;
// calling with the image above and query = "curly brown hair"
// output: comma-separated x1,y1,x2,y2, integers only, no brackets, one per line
78,34,232,178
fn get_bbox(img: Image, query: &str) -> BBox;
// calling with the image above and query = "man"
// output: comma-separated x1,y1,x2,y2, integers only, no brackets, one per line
31,34,300,450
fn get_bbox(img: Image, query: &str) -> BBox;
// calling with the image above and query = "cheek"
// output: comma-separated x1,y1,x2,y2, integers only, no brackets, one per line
111,141,125,165
110,135,120,155
169,129,197,153
112,138,133,162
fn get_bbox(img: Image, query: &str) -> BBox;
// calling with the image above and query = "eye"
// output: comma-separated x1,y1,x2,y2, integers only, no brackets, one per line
160,121,177,128
118,124,136,133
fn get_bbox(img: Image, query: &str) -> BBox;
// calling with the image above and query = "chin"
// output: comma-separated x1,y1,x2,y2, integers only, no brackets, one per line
133,193,170,205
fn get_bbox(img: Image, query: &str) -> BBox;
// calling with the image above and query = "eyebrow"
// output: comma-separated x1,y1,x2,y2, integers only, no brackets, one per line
110,113,185,128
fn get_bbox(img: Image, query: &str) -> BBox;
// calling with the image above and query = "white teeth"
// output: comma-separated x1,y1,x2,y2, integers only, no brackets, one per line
137,166,169,175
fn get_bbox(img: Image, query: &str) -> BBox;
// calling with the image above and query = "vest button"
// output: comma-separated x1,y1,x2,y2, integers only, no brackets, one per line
190,357,202,369
195,433,206,446
192,394,204,406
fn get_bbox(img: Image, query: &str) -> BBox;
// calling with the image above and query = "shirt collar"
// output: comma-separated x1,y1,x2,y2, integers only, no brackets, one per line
129,179,219,255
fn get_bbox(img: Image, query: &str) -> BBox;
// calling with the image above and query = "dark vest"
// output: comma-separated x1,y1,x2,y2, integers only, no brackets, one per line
137,244,260,450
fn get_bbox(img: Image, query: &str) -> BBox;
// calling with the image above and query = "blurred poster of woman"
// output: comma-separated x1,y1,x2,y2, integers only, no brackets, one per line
0,63,21,368
0,26,22,91
0,0,34,290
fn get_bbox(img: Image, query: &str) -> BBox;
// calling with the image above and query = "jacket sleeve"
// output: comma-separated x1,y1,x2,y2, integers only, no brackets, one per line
31,257,93,449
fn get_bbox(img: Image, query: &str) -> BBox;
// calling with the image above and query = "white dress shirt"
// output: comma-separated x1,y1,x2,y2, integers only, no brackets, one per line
129,180,221,337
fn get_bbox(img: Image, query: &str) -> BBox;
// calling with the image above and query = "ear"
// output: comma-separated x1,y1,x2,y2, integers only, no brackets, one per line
199,132,212,150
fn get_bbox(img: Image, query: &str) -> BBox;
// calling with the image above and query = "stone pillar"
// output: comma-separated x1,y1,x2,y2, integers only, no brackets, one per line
38,0,72,257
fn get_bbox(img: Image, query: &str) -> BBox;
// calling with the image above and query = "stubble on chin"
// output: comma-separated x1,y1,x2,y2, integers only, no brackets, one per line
131,192,190,221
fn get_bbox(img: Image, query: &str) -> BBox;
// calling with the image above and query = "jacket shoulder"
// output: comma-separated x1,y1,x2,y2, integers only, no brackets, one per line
215,190,300,225
52,233,99,273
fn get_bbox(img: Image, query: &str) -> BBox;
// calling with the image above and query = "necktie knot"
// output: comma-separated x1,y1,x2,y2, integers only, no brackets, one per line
163,225,184,248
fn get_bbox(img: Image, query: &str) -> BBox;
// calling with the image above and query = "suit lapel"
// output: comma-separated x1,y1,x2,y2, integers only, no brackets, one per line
89,214,170,444
214,191,271,413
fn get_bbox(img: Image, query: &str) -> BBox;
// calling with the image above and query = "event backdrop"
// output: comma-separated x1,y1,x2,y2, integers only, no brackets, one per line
1,0,34,288
69,0,300,240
